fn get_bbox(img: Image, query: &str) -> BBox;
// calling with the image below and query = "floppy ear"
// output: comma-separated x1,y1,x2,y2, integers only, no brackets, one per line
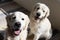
0,8,8,15
34,3,41,9
33,3,39,11
24,15,30,30
30,3,39,17
45,7,50,17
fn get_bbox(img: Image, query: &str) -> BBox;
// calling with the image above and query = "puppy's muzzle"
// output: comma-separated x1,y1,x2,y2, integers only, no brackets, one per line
14,22,21,31
13,22,21,36
35,13,40,20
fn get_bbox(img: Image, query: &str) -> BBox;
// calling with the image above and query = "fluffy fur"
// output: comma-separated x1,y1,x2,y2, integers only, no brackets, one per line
5,11,30,40
29,3,52,40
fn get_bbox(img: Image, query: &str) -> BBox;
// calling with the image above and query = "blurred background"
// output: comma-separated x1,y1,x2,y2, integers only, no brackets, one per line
0,0,60,40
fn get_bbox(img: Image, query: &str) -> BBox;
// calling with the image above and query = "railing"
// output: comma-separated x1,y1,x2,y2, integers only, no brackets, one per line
0,0,12,4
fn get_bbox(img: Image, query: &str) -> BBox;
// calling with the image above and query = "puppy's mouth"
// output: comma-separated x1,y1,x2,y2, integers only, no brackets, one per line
14,29,21,36
35,16,40,20
13,22,21,36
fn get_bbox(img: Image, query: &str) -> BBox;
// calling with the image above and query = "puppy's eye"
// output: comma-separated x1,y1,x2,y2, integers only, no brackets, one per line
37,7,40,10
43,10,45,12
22,18,24,20
12,16,16,19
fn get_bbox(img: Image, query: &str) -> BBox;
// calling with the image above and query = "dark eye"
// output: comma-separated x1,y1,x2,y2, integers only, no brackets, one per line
12,16,16,19
22,18,24,20
43,10,45,12
37,7,40,10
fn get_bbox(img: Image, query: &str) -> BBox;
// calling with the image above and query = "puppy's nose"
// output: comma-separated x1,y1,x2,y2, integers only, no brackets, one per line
15,22,21,27
36,13,40,16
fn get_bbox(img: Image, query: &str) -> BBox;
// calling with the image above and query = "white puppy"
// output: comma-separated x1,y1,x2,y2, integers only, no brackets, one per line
29,3,52,40
0,10,30,40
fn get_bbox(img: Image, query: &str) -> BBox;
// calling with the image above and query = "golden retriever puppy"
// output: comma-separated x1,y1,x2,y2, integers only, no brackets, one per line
29,3,52,40
1,11,30,40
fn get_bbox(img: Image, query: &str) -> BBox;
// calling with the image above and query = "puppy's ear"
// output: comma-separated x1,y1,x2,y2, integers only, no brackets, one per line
45,7,50,17
0,8,8,15
30,3,39,16
33,3,40,11
34,3,40,8
25,15,30,30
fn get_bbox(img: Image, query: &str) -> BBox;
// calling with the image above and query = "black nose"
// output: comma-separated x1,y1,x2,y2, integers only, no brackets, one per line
15,22,21,27
36,13,40,16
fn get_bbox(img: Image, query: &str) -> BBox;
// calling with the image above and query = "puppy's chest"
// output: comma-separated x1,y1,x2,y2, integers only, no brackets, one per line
30,22,38,28
7,33,22,40
7,36,20,40
30,22,40,30
30,21,45,30
30,19,41,28
14,36,20,40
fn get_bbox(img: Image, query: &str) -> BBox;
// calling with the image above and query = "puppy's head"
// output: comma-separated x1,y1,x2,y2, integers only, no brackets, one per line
6,11,30,36
31,3,50,20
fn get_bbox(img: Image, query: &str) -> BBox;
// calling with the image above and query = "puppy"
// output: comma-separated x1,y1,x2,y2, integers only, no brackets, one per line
29,3,52,40
1,10,30,40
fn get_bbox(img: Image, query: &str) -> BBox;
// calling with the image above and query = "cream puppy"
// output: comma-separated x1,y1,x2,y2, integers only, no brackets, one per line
6,11,30,40
29,3,52,40
0,8,30,40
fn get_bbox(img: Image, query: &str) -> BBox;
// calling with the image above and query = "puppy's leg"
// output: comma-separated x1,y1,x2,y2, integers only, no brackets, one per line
21,30,27,40
33,33,42,40
21,38,26,40
28,27,33,36
28,30,33,36
45,30,52,40
7,37,12,40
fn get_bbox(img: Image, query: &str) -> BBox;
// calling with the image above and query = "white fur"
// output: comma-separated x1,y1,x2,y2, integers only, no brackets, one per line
29,3,52,40
6,11,30,40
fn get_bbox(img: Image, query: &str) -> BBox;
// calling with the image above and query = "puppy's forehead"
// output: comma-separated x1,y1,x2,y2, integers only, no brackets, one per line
14,11,27,18
36,3,48,9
